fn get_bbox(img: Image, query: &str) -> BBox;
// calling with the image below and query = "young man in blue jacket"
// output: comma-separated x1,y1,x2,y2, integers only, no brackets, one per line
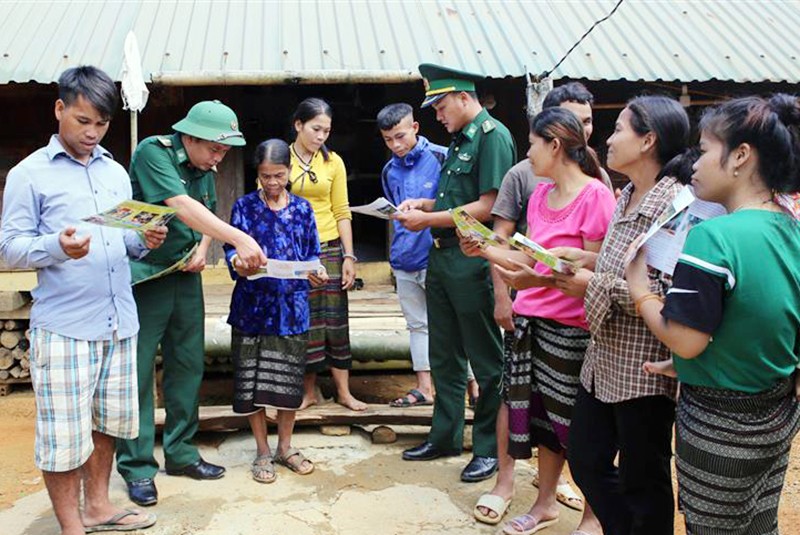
378,103,479,407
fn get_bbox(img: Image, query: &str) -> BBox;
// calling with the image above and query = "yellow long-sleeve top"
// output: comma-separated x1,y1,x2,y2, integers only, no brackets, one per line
289,148,351,243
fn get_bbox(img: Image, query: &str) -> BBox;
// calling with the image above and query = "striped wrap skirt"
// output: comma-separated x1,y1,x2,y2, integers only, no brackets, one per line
306,238,352,373
505,315,590,459
677,377,800,535
231,329,308,412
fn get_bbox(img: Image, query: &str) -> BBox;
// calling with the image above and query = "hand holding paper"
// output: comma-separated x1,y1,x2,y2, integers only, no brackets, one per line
549,246,597,271
394,209,430,231
456,229,486,257
493,259,555,290
451,206,506,247
507,233,576,275
246,259,325,281
142,225,168,250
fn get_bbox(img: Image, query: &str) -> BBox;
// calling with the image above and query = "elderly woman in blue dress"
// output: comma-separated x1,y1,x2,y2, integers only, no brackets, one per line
225,139,328,483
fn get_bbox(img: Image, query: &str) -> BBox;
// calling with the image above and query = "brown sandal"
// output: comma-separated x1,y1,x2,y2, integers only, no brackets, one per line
250,454,276,483
274,447,314,475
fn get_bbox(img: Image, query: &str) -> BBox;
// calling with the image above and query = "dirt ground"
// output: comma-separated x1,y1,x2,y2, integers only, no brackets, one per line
1,377,799,534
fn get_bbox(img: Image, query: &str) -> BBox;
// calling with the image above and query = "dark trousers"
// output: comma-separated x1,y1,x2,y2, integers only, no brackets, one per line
425,247,503,457
568,385,675,535
116,271,205,481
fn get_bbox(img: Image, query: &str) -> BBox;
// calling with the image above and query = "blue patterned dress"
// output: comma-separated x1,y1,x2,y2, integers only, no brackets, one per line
224,191,321,411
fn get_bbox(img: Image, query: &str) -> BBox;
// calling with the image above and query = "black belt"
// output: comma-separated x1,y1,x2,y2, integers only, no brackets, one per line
432,236,460,249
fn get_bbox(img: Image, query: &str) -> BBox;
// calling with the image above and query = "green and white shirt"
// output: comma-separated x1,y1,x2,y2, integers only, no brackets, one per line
662,209,800,392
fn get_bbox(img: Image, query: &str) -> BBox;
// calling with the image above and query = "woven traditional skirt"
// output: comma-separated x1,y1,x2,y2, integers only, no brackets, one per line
231,329,308,412
677,377,800,535
505,316,589,459
306,238,352,373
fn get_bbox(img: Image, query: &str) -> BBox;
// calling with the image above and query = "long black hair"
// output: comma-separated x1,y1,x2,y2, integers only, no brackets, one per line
626,95,694,183
292,97,333,162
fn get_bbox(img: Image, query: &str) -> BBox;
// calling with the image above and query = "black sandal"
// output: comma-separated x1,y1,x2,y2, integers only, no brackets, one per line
389,388,433,407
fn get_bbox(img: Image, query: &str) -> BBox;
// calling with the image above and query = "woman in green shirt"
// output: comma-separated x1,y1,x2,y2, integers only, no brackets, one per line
626,94,800,535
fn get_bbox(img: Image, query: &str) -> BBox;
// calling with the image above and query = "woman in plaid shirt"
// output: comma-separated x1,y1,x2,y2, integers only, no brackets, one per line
552,96,694,535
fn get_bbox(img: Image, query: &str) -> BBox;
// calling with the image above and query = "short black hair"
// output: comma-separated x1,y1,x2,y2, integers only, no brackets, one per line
543,82,594,109
377,103,413,131
58,66,118,119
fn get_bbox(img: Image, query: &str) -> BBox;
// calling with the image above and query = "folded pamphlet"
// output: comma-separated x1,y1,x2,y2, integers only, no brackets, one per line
508,232,576,275
247,259,325,280
638,186,726,275
350,197,399,220
83,200,176,231
451,206,506,247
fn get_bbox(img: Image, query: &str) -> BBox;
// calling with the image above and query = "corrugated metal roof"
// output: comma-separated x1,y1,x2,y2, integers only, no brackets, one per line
1,0,799,85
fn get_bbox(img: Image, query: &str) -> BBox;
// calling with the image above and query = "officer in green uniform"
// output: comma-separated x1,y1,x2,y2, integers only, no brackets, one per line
395,64,515,482
116,101,267,507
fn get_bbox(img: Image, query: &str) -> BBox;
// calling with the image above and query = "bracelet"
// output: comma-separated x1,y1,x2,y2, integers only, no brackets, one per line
343,253,358,262
635,293,664,316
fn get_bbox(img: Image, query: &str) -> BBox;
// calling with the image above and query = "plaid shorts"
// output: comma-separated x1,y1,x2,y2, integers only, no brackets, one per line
30,328,139,472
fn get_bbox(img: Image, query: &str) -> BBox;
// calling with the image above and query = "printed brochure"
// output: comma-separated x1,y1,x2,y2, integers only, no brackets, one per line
83,200,176,231
639,186,727,275
247,259,325,280
508,232,577,275
451,206,506,247
350,197,399,220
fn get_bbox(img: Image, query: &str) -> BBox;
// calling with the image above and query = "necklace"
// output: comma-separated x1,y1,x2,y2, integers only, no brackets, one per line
290,144,318,191
732,198,774,213
291,143,314,166
260,188,288,211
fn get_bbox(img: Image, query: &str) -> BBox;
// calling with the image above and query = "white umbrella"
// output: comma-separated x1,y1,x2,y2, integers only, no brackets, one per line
120,31,149,156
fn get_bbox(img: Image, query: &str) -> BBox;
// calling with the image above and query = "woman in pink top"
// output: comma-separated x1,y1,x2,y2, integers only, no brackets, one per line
465,107,615,535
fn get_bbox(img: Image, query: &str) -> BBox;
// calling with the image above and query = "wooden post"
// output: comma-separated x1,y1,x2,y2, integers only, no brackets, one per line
130,111,138,158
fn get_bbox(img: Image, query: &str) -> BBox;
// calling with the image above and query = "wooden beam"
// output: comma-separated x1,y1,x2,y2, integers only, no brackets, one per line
155,403,474,432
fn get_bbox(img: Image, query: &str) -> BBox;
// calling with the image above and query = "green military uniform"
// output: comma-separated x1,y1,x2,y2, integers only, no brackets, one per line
421,64,516,457
116,102,245,483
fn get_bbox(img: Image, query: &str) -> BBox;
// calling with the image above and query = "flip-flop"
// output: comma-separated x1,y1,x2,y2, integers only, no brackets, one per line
502,514,559,535
389,388,433,407
472,493,511,525
84,509,157,533
531,471,584,511
274,447,314,475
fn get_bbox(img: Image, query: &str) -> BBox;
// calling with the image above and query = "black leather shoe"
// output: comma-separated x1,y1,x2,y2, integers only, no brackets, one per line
165,458,226,480
127,478,158,506
402,441,460,461
460,456,498,482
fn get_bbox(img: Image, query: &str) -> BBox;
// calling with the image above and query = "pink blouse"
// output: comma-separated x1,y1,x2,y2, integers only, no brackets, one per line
512,179,616,329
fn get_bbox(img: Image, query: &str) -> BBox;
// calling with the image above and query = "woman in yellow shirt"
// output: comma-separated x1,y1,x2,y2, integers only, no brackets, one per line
290,98,366,411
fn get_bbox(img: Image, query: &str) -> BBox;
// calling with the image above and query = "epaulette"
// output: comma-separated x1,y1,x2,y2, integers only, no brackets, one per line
156,136,173,147
481,120,496,134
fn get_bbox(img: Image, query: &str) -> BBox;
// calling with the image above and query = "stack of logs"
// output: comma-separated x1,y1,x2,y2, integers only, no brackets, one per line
0,320,30,381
